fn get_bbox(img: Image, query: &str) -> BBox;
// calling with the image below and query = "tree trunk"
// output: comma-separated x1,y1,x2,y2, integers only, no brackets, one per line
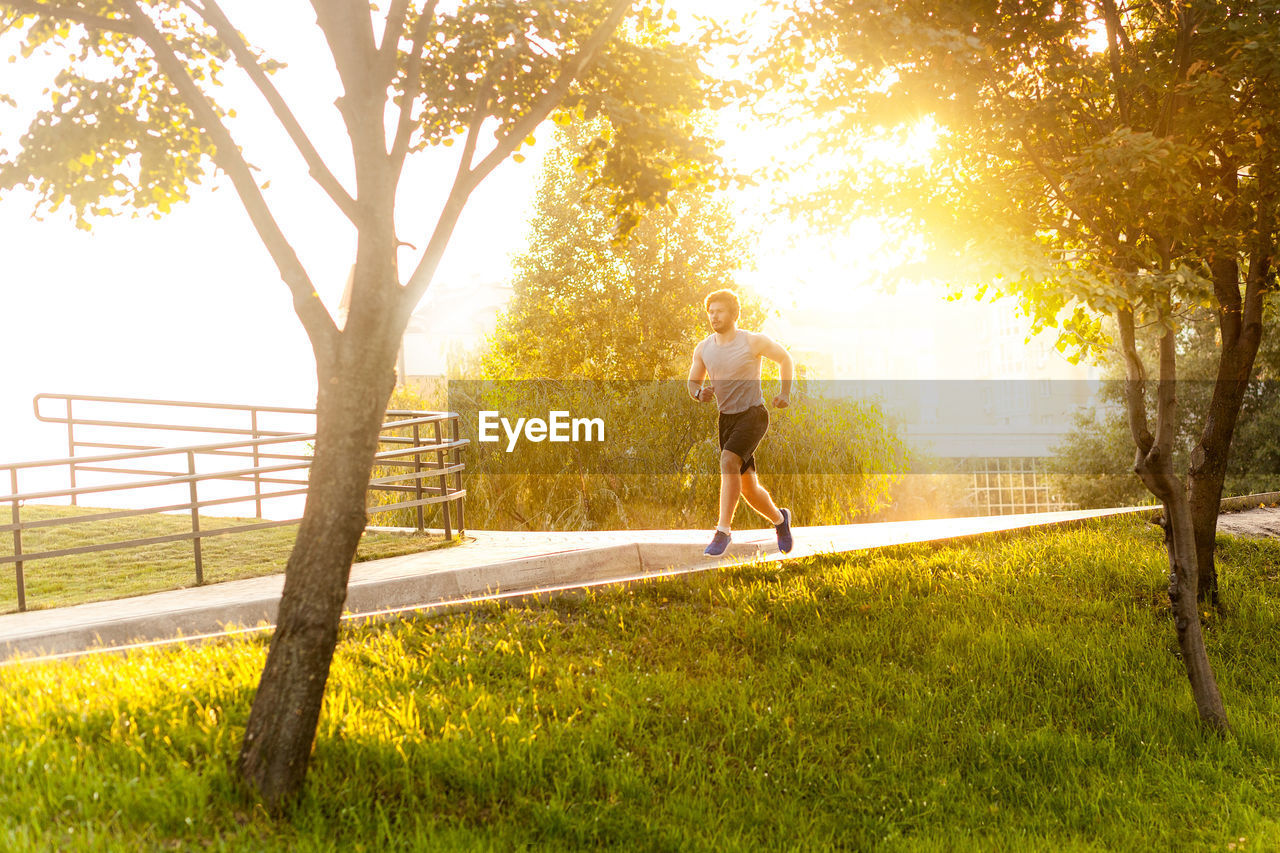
1118,309,1229,732
1188,490,1220,605
237,344,397,811
1191,227,1270,603
1161,491,1230,731
1188,352,1263,604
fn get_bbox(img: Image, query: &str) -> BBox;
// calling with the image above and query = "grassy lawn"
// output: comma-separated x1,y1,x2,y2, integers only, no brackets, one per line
2,514,1279,850
0,504,456,612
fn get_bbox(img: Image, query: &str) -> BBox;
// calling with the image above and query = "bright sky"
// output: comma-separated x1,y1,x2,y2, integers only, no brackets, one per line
0,1,948,464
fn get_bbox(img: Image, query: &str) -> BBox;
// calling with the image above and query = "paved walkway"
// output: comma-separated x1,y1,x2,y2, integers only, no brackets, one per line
0,506,1150,661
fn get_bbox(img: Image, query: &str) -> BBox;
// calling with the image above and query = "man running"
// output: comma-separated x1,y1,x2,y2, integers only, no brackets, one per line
688,288,794,557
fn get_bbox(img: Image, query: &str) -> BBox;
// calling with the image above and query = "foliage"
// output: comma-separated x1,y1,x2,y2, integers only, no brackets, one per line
385,379,906,531
766,2,1280,726
1049,298,1280,508
0,1,227,229
1046,401,1156,508
764,0,1280,354
484,120,761,381
0,0,735,803
4,516,1280,848
0,1,722,238
392,0,729,233
462,125,907,529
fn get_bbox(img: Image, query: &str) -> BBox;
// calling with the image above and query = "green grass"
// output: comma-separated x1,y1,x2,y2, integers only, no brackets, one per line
0,504,456,612
2,515,1279,850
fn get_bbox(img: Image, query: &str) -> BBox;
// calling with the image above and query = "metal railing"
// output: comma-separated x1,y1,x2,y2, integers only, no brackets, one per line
2,395,467,612
34,394,322,518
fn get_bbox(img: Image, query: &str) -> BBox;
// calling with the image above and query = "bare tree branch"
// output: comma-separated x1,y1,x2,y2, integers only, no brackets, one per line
1153,307,1178,454
1099,0,1131,125
1241,170,1276,338
379,0,411,64
115,0,337,350
310,0,377,74
1210,255,1243,344
184,0,359,224
454,85,490,185
452,44,525,178
1116,305,1155,455
401,0,634,308
388,0,440,175
4,0,139,35
1155,4,1198,139
310,0,384,182
468,0,632,184
1210,160,1243,347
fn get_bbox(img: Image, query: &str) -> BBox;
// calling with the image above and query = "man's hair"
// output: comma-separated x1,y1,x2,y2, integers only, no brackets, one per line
703,288,740,320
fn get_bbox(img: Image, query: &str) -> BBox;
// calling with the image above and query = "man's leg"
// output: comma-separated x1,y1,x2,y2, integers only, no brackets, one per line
740,469,784,525
717,450,744,530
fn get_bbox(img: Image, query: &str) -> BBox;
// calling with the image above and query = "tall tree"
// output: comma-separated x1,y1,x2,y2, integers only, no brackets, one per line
464,120,766,531
765,0,1280,730
485,120,761,380
1,0,719,807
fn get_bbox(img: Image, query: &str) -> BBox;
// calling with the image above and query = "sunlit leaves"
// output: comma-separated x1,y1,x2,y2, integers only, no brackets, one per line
764,0,1280,360
3,1,727,240
391,0,723,238
562,24,723,235
0,0,233,227
2,65,214,228
485,119,754,381
399,0,576,149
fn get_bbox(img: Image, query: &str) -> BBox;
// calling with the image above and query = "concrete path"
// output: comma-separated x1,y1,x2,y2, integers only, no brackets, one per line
0,506,1150,661
1218,501,1280,539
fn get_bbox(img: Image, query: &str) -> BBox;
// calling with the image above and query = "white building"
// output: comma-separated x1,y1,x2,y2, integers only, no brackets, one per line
398,274,512,384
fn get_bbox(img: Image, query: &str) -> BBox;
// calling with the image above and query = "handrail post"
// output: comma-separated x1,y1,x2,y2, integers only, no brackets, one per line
434,420,451,540
452,416,465,535
10,469,25,612
413,422,424,532
251,409,262,519
66,397,77,507
188,451,204,585
8,398,462,599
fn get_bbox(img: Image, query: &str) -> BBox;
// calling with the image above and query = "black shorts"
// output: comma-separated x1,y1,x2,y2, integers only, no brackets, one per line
718,404,768,474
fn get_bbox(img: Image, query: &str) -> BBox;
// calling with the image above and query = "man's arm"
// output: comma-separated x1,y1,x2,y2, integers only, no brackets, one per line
688,344,713,402
751,333,794,408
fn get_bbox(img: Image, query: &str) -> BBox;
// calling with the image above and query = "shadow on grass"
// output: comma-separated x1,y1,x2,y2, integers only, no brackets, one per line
2,515,1280,850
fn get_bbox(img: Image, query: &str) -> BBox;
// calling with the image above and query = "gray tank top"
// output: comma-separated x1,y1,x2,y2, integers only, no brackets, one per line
700,331,766,414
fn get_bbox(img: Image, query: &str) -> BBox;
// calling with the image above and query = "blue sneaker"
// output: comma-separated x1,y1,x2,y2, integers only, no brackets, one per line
704,530,731,556
775,508,793,554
